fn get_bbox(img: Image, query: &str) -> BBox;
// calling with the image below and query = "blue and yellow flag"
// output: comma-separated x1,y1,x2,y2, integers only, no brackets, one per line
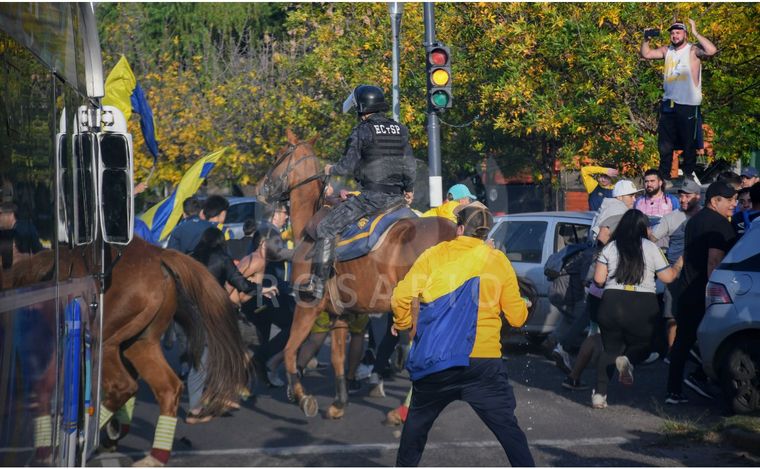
139,148,227,242
103,55,159,160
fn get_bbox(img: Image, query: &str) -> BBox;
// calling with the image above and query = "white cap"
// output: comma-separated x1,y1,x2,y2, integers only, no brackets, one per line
612,179,642,197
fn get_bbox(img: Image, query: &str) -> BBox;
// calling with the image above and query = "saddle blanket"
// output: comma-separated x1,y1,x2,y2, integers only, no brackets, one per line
335,206,417,261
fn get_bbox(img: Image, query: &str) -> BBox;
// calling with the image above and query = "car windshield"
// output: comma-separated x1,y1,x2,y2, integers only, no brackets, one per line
226,202,258,224
490,220,547,264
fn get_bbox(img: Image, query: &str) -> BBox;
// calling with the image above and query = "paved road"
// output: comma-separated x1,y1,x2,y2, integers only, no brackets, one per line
90,337,758,467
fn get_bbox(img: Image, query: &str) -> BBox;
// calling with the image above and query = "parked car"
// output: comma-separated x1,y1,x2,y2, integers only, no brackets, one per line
223,197,263,239
487,211,594,341
698,223,760,414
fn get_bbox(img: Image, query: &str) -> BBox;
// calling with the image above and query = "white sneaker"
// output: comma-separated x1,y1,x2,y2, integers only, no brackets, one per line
615,356,634,386
642,352,659,365
591,390,607,409
355,363,373,381
552,344,572,375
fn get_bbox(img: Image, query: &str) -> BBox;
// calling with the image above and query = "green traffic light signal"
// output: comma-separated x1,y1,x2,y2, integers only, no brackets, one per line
431,90,450,108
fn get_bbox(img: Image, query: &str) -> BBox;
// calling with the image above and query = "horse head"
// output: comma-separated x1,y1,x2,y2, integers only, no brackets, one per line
259,129,322,205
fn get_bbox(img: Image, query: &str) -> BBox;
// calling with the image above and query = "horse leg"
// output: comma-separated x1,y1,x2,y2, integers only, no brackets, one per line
326,319,349,419
283,303,324,417
99,341,140,452
122,339,182,467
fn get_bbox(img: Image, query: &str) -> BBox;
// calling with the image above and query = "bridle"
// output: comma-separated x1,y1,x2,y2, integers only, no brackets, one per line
260,142,328,204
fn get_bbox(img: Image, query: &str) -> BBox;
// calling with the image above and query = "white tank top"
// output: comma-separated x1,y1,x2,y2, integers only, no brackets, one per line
663,44,702,105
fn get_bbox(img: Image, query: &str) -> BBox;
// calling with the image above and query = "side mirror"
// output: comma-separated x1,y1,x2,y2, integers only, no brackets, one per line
97,105,134,245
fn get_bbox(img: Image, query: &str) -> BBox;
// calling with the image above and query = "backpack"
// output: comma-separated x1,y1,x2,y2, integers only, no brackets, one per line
545,242,593,309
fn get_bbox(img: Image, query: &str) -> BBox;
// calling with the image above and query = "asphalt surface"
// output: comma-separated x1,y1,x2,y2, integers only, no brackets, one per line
89,336,759,467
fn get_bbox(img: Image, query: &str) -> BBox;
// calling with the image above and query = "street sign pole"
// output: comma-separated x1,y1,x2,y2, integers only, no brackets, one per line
424,2,442,207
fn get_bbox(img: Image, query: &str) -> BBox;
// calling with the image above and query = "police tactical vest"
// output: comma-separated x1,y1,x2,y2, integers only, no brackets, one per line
358,115,407,188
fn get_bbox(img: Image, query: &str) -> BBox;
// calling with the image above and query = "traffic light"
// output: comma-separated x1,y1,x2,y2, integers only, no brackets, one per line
426,43,452,110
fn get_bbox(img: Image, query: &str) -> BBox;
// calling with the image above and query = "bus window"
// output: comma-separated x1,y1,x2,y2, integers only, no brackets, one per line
0,29,55,288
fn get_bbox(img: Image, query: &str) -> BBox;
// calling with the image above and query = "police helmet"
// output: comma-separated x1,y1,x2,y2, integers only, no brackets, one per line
342,85,389,115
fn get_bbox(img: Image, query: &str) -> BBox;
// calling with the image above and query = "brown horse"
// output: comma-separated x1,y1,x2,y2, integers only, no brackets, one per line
259,129,457,418
11,238,249,466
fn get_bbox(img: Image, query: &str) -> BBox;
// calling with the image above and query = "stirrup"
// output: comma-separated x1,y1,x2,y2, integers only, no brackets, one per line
293,276,326,299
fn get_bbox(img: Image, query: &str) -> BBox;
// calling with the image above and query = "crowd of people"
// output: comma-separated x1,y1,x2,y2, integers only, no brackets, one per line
550,165,758,408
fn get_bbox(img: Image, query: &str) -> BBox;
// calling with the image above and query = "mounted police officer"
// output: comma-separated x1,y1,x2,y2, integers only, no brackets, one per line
295,85,416,299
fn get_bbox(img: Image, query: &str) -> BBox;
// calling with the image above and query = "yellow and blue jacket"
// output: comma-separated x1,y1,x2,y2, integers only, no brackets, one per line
391,236,528,381
420,199,460,223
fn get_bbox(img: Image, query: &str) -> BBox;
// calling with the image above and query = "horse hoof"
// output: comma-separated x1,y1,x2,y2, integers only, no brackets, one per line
299,395,318,417
382,408,403,427
132,454,165,467
326,404,345,420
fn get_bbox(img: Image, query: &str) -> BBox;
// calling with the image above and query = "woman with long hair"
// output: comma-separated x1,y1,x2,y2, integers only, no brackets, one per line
591,209,682,409
186,227,277,423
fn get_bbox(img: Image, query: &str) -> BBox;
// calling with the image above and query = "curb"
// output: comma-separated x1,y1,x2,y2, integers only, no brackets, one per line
722,426,760,456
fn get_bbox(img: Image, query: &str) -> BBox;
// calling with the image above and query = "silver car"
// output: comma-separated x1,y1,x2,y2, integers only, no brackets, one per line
698,222,760,414
488,211,594,341
222,197,263,239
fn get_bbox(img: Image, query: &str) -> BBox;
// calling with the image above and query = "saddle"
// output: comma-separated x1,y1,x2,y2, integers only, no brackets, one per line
303,204,417,262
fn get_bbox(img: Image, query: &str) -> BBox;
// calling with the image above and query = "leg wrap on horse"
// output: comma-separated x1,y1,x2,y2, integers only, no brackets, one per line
99,404,114,429
114,396,136,436
150,415,177,464
33,415,52,448
334,375,348,409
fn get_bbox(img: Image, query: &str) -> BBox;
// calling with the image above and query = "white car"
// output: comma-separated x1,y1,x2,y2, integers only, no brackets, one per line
698,223,760,414
488,211,594,341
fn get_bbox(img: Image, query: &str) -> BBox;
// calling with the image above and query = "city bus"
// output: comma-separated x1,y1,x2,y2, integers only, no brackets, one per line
0,3,134,466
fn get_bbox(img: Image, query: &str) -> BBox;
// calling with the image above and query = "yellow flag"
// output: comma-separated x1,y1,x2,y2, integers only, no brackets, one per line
139,148,228,242
103,55,136,122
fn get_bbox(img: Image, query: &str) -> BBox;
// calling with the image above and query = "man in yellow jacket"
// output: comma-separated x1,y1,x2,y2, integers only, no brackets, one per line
391,201,534,467
421,183,476,222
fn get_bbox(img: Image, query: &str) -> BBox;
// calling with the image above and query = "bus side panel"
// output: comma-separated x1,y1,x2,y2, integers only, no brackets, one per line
0,285,61,466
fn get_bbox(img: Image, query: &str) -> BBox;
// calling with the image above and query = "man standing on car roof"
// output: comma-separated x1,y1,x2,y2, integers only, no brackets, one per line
641,19,717,183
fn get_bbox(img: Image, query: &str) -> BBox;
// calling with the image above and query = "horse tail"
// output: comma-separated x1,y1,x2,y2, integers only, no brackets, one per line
159,249,248,414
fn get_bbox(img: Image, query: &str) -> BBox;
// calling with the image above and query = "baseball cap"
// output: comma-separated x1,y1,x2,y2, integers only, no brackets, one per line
668,22,688,32
705,180,737,202
612,180,642,197
448,184,476,201
741,167,758,178
677,179,701,194
453,201,493,238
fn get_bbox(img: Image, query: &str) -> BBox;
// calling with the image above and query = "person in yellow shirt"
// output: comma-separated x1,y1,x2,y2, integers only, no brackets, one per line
391,201,534,467
421,183,475,222
581,166,618,211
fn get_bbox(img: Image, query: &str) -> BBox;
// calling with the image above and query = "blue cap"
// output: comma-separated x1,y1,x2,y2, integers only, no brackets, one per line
447,184,476,201
741,167,758,178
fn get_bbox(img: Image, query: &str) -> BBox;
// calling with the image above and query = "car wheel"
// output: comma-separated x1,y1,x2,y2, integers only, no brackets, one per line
720,338,760,414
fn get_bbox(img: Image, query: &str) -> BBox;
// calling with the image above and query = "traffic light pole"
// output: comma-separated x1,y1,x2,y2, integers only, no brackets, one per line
424,2,443,207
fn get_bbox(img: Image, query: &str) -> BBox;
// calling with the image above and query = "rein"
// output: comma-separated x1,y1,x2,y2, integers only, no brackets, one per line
263,142,328,203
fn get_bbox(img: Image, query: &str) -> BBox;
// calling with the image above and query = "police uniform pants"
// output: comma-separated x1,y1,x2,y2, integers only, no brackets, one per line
316,191,404,239
396,359,534,467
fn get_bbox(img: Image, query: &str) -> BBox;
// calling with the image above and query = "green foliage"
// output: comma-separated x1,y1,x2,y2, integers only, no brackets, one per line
96,3,760,208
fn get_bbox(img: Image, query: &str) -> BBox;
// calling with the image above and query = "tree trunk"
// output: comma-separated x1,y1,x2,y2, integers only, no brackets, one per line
540,139,557,211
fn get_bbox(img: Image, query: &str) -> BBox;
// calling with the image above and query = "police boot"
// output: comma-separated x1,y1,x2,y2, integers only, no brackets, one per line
295,238,335,299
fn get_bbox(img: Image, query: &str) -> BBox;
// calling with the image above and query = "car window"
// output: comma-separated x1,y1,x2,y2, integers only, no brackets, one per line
490,220,547,263
554,223,590,252
226,202,258,224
